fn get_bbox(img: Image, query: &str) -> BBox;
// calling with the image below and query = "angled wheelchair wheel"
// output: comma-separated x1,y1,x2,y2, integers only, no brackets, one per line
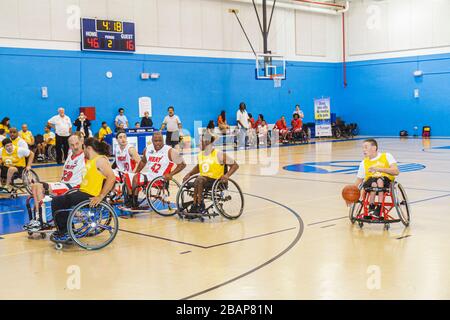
67,200,119,250
349,184,364,224
21,169,40,195
392,182,410,227
176,174,198,214
47,145,56,161
146,176,180,216
212,178,244,220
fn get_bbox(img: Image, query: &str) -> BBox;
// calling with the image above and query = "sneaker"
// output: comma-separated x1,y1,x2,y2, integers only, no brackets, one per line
373,205,382,219
368,204,376,216
24,219,42,231
49,232,71,243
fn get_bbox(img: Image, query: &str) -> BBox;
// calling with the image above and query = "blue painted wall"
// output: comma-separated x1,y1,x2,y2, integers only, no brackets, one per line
336,53,450,136
1,46,450,137
0,47,338,137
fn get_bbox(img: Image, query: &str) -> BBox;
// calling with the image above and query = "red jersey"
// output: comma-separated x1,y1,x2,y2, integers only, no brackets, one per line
291,118,302,130
275,119,287,130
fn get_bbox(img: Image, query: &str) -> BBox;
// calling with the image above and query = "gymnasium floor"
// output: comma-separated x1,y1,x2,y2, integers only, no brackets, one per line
0,137,449,300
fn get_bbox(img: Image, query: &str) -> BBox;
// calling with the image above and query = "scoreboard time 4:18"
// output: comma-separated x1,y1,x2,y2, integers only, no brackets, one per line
81,18,135,53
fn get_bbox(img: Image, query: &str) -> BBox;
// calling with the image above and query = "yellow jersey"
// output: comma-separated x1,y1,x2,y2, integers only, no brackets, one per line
1,146,26,167
0,124,9,134
19,130,33,145
363,152,395,181
198,149,224,180
99,127,112,141
44,132,56,145
80,156,106,196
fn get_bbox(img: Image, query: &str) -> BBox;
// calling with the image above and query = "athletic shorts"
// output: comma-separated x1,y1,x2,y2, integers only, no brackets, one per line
113,169,136,189
0,166,25,180
43,182,75,196
363,176,391,190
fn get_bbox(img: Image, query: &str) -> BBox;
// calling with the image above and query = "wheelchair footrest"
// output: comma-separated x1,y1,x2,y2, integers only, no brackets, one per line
355,217,401,224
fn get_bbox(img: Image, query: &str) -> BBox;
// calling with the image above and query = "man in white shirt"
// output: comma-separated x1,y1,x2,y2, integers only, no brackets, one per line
48,107,72,164
355,139,399,217
293,104,304,119
115,108,129,131
160,106,182,148
236,102,249,149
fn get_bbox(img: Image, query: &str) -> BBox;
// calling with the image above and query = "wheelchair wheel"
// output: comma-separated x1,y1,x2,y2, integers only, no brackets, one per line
176,175,198,214
67,200,119,250
146,176,180,216
349,184,363,224
349,200,363,224
22,169,40,195
392,182,410,227
47,145,56,161
212,178,244,220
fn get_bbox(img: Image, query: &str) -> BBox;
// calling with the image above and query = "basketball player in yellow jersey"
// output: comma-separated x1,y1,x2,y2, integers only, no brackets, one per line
355,139,399,217
0,138,34,192
183,132,239,213
50,138,115,243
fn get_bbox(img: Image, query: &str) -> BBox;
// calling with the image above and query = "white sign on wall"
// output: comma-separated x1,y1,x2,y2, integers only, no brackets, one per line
314,97,332,137
139,97,152,117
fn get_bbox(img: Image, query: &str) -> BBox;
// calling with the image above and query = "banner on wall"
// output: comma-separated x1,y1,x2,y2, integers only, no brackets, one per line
314,97,332,137
139,97,152,117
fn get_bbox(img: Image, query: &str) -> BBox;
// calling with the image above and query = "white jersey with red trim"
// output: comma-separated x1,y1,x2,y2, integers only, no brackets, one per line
143,144,174,180
60,149,85,187
115,144,136,172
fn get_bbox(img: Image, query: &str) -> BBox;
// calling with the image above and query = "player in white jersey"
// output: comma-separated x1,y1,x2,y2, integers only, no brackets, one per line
113,131,141,186
25,133,86,231
126,132,186,209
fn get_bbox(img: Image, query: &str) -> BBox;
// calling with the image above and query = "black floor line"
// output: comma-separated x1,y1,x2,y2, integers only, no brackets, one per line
320,224,336,229
308,216,347,226
118,228,206,249
119,226,296,249
206,227,296,249
397,235,412,240
181,192,304,300
180,251,191,254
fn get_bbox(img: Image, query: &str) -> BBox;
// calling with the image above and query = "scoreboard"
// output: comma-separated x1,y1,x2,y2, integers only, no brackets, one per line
81,18,135,53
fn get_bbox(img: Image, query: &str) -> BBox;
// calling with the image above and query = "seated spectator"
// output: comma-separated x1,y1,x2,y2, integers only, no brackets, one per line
36,126,55,161
291,113,303,132
206,120,215,135
74,112,91,138
254,114,264,129
217,110,229,135
273,116,289,142
115,108,129,131
257,120,269,146
247,113,257,147
140,111,153,128
98,122,112,142
0,117,10,135
19,124,35,150
0,129,6,143
135,122,141,128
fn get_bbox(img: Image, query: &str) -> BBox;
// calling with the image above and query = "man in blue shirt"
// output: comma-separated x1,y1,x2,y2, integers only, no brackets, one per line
115,108,129,132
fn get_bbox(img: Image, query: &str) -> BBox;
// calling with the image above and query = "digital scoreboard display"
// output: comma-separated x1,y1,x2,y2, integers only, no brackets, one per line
81,18,135,53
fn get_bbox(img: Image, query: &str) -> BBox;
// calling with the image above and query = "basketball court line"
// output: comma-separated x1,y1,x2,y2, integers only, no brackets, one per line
237,173,450,194
181,193,304,300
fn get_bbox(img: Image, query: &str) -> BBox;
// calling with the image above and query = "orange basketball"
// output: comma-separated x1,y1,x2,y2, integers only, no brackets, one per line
342,185,360,203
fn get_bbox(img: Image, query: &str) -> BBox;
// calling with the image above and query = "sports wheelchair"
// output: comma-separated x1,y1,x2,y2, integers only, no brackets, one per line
114,171,180,217
176,174,244,222
287,126,309,144
0,168,40,198
349,181,410,230
51,199,119,250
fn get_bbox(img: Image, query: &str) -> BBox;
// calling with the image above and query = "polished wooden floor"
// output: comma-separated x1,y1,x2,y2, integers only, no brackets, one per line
0,137,449,299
